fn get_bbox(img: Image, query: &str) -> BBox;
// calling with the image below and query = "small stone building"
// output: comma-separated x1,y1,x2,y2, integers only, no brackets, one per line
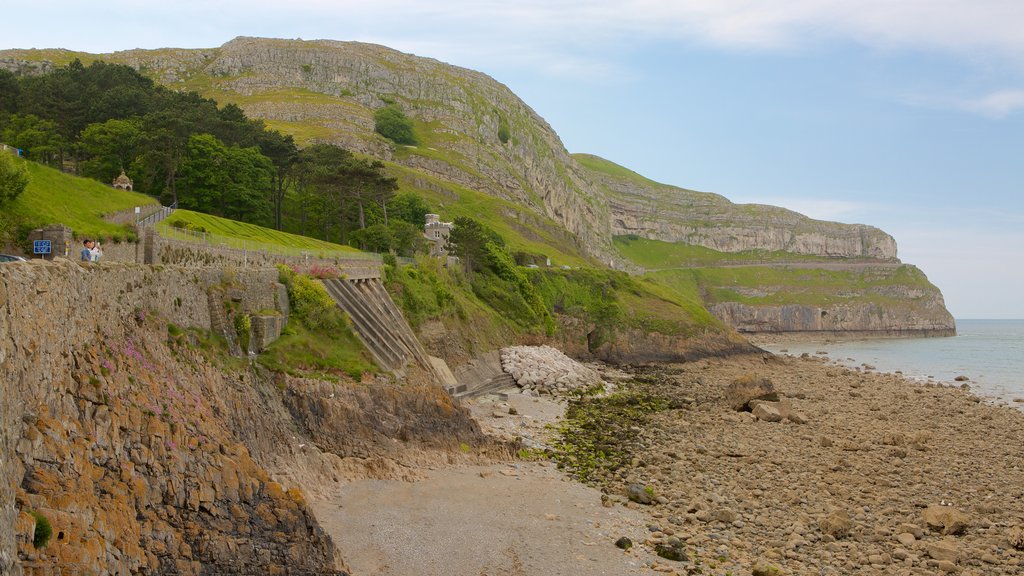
112,169,133,191
424,214,453,257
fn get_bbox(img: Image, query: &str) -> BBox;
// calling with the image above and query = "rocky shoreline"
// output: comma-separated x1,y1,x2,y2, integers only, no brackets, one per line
464,351,1024,576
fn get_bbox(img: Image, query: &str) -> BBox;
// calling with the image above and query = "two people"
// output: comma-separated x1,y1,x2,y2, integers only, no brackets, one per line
80,239,103,263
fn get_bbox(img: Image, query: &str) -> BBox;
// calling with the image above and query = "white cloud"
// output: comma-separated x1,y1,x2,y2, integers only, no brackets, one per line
959,89,1024,118
9,1,1024,63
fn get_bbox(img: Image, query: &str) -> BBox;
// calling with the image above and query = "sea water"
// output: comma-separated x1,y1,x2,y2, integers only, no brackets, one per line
755,319,1024,404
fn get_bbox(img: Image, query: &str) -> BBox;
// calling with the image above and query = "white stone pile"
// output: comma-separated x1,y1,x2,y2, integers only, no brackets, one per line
499,345,603,395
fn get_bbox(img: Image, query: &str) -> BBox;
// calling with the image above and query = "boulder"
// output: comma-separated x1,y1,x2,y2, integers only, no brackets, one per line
724,375,779,411
925,541,958,563
819,510,852,539
752,402,784,422
1008,525,1024,550
922,505,970,536
627,483,654,505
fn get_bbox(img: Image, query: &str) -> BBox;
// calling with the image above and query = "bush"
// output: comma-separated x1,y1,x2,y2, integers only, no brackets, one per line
0,152,30,205
31,511,52,548
374,105,417,145
289,274,346,332
497,120,511,144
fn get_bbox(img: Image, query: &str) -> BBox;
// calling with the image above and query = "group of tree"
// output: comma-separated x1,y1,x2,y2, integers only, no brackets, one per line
0,61,432,255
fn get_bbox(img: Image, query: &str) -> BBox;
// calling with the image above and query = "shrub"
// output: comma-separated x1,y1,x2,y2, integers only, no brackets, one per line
234,313,251,352
497,119,511,144
31,511,52,548
374,104,417,145
289,274,346,332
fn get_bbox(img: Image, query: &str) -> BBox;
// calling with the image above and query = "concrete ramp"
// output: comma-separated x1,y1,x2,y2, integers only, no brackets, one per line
321,277,446,381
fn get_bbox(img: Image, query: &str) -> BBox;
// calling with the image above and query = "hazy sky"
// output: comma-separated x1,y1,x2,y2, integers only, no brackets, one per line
3,1,1023,318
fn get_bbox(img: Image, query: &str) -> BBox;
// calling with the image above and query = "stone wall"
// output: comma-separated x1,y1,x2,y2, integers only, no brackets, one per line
0,260,327,576
146,231,382,280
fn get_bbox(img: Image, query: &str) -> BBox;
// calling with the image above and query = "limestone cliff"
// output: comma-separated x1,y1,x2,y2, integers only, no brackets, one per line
0,37,895,264
0,37,953,333
576,154,897,260
0,260,490,575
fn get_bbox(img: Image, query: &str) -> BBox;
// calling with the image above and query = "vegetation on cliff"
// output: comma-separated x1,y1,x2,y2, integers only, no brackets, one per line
0,157,154,246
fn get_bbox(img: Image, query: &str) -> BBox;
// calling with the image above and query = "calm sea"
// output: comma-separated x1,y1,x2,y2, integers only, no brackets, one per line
755,319,1024,405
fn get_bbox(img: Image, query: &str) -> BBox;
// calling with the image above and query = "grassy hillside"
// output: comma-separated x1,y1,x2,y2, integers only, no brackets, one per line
386,162,593,268
158,210,370,258
614,235,832,268
649,265,940,308
0,157,157,245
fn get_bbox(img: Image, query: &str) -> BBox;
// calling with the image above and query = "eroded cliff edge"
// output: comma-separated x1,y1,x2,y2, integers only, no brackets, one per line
0,260,491,576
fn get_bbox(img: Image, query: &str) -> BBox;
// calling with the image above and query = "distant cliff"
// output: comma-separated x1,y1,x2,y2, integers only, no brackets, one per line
0,37,954,334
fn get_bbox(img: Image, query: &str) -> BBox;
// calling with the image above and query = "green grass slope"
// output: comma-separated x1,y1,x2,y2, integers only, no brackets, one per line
649,265,941,309
158,210,371,259
1,157,157,244
614,235,836,268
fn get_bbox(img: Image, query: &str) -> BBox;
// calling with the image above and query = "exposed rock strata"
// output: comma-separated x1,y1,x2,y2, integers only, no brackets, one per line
0,260,490,575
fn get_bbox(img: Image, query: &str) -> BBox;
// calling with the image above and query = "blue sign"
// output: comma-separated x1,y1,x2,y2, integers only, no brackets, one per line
33,240,51,255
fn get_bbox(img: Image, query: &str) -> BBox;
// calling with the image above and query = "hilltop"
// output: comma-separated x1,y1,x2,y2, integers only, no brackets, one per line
0,37,954,335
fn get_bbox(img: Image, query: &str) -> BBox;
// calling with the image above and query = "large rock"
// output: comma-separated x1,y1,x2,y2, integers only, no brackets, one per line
1008,525,1024,550
819,510,852,539
724,375,779,411
500,345,603,396
922,505,971,536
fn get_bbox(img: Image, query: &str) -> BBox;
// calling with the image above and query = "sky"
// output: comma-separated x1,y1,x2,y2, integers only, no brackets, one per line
2,1,1023,318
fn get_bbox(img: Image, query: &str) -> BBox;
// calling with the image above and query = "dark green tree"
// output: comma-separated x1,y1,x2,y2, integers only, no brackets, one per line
387,191,431,226
0,152,30,205
448,216,504,273
0,114,66,166
179,134,273,223
0,70,19,114
373,104,417,145
77,118,142,182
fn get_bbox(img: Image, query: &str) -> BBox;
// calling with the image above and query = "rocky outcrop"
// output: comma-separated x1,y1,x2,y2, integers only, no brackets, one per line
580,154,898,260
500,345,604,395
0,260,340,575
0,260,490,575
710,301,956,335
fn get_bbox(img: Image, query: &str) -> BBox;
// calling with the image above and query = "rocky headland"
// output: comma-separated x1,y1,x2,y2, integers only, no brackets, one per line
0,38,957,336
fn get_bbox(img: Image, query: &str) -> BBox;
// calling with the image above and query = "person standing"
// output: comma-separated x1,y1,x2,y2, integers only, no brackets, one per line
90,240,102,262
80,239,94,262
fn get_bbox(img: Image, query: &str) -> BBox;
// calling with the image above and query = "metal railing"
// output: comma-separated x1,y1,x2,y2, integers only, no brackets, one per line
157,221,381,262
137,204,176,228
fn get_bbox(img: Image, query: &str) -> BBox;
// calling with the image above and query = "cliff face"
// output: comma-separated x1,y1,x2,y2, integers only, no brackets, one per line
577,155,898,260
114,37,610,262
0,37,953,333
680,263,957,335
0,37,897,265
0,260,489,575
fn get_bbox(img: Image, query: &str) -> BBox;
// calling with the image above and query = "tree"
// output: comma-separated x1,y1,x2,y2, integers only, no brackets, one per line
373,104,417,145
254,129,297,230
0,70,19,114
179,133,273,223
388,191,431,227
0,114,66,166
448,216,503,273
78,118,143,182
348,223,394,253
0,152,30,205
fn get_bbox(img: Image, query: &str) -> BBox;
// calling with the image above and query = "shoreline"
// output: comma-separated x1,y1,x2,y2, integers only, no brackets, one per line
746,331,1024,411
314,352,1024,575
